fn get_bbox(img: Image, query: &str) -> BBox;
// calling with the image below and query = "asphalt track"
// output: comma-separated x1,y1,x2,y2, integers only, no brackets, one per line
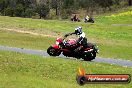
0,45,132,67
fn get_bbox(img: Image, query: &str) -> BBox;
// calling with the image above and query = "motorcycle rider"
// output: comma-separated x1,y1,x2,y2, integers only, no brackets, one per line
85,15,90,21
64,27,87,53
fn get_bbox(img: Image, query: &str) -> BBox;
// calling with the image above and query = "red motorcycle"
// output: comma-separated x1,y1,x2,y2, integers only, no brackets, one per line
47,37,98,61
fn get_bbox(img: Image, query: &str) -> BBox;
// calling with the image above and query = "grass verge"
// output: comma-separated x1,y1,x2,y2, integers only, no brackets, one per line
0,51,132,88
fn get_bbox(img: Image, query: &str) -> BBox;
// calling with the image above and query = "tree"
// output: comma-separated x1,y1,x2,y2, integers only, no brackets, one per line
36,4,50,19
51,0,59,15
0,0,5,15
128,0,132,6
14,4,24,17
25,8,35,17
4,7,14,16
96,0,113,10
0,0,131,19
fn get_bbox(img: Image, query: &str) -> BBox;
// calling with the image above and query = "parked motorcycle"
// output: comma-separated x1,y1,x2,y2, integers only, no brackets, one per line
47,36,98,61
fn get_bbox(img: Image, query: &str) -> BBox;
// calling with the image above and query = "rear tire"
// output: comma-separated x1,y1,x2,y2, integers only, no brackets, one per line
47,46,61,56
91,20,94,23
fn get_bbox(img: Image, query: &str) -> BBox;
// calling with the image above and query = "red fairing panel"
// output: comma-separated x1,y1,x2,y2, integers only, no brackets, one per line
52,44,60,49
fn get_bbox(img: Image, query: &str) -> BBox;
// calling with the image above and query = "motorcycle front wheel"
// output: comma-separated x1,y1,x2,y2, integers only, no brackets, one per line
82,52,96,61
47,46,61,56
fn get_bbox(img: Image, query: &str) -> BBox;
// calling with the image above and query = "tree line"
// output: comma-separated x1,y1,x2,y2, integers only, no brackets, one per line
0,0,131,19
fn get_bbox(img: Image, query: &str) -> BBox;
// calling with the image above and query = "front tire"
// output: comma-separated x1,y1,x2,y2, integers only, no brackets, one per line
82,52,96,61
47,46,61,56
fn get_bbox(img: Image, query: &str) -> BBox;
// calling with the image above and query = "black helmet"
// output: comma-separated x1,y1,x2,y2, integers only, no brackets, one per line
75,26,82,35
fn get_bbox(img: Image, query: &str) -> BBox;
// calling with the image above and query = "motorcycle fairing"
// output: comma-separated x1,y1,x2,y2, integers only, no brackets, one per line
52,44,60,49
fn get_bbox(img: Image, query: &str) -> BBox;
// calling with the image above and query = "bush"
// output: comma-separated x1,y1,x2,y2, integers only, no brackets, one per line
14,4,24,17
32,13,40,19
25,8,35,18
4,7,14,16
47,9,58,19
61,10,69,19
35,4,50,19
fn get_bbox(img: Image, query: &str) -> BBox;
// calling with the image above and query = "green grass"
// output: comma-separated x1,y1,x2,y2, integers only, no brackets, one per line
0,8,132,60
0,51,132,88
0,30,55,50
